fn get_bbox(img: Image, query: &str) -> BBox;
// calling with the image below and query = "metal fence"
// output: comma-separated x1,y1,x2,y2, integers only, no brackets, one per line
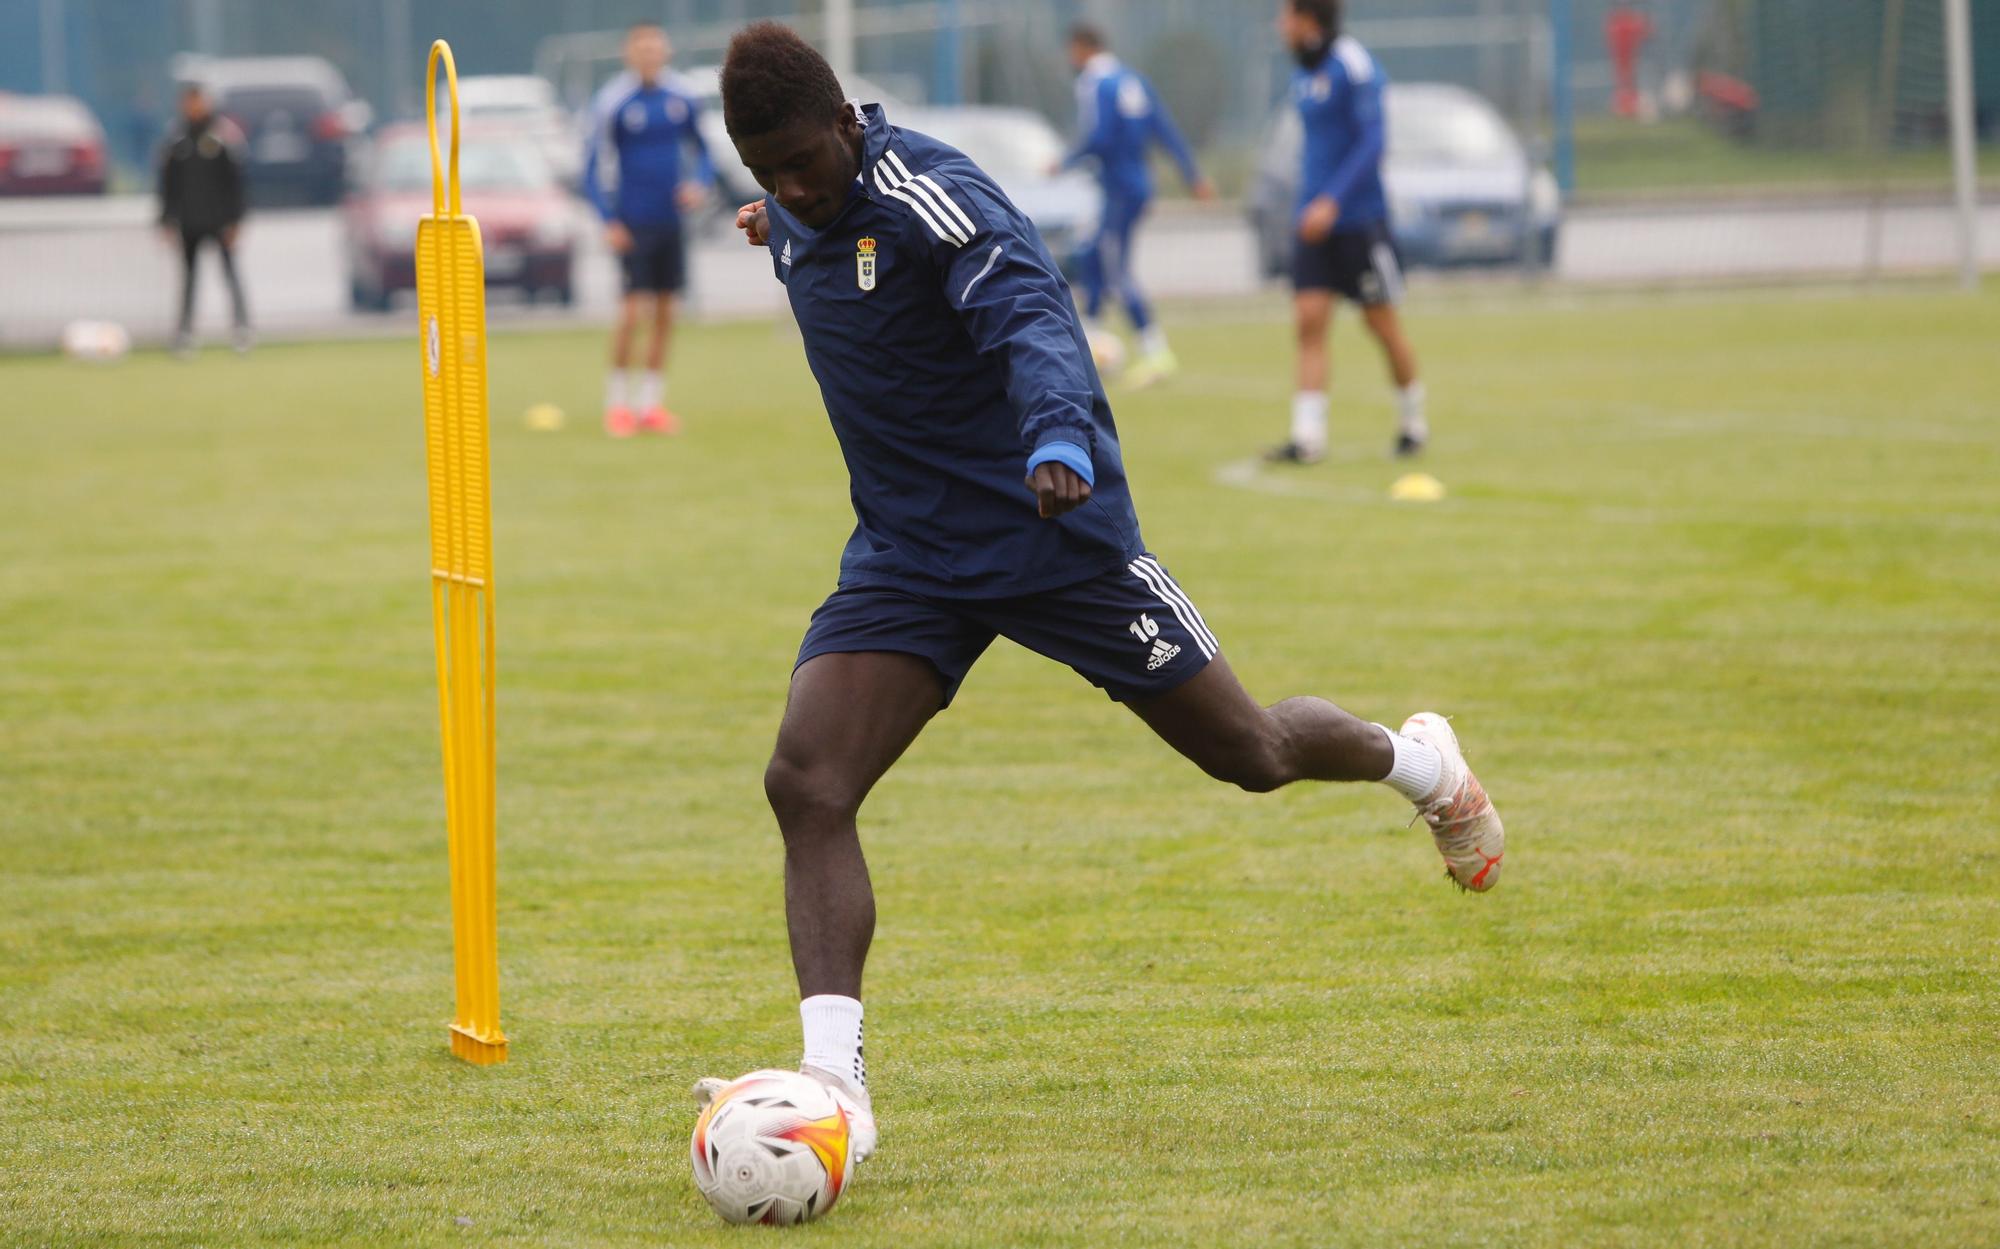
5,0,1988,176
0,0,1678,167
0,0,1989,293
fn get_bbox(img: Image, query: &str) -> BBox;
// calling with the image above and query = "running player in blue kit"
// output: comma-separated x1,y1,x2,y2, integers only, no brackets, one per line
693,21,1505,1170
1058,23,1214,387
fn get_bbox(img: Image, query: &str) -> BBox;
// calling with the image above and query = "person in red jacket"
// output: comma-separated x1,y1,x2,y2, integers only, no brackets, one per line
1606,4,1656,119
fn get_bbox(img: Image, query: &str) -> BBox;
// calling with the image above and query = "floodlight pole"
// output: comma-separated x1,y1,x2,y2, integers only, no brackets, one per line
827,0,857,84
936,0,963,106
1943,0,1981,291
191,0,223,56
1549,0,1576,194
39,0,67,94
384,0,414,120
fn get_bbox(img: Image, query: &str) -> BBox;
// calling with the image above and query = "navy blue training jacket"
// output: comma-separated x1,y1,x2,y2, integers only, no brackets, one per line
1294,37,1390,228
763,104,1145,599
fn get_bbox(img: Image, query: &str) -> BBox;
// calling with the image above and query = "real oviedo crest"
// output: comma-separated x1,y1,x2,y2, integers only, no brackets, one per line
856,236,878,292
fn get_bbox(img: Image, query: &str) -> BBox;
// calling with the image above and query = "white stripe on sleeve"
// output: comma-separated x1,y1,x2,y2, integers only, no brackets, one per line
880,154,972,246
914,173,979,239
960,245,1004,302
873,163,964,246
883,150,980,242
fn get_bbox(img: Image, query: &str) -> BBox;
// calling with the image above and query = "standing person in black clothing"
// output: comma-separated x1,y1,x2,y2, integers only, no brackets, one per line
158,85,251,357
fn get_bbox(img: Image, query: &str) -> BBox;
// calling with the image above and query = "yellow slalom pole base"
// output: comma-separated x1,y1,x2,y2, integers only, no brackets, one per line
450,1023,509,1066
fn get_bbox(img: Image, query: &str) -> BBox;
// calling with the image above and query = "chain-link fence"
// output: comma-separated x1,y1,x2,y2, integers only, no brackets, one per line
1,0,1991,291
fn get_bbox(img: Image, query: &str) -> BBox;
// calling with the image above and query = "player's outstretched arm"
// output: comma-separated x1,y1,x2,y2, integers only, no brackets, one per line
1146,78,1208,197
922,179,1102,521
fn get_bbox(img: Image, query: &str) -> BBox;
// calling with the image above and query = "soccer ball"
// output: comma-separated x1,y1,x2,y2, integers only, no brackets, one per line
1085,326,1126,378
690,1069,855,1226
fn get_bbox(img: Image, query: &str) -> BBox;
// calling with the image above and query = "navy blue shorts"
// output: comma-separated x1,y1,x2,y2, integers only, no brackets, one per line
797,554,1221,707
1292,220,1404,305
621,223,686,293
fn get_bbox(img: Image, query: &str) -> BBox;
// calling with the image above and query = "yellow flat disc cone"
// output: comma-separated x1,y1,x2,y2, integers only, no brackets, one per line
1390,472,1446,502
524,403,566,432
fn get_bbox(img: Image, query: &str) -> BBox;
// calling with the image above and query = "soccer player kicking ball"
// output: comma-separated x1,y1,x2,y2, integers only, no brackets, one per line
696,21,1503,1170
583,22,714,438
1269,0,1429,464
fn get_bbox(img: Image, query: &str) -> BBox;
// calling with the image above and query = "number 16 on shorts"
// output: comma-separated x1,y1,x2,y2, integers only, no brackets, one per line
1130,613,1181,672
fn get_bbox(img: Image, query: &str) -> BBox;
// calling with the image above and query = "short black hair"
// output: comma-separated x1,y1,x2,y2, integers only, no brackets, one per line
721,20,846,140
1068,22,1107,51
1291,0,1341,35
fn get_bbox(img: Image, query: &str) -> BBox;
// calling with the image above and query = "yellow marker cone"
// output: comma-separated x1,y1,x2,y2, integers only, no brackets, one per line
524,403,566,432
417,39,506,1066
1390,472,1446,502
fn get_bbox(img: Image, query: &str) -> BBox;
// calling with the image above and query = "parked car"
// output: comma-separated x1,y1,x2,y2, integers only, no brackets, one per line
1249,82,1560,277
0,93,108,196
178,55,369,207
342,124,575,311
894,105,1098,265
674,65,909,213
456,74,582,192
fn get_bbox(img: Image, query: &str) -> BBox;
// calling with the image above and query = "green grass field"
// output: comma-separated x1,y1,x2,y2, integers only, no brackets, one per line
3,285,1997,1247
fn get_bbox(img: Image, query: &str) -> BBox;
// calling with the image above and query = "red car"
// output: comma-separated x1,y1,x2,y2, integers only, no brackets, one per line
0,93,108,196
343,123,576,311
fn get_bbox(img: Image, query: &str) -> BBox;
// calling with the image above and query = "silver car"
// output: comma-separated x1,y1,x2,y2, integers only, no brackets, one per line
1250,82,1560,276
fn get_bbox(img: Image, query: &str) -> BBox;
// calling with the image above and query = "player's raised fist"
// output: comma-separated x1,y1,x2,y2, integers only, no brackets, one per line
736,201,769,247
1026,461,1092,520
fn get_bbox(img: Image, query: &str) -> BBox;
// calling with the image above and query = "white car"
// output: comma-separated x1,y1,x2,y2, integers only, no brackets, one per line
456,74,583,191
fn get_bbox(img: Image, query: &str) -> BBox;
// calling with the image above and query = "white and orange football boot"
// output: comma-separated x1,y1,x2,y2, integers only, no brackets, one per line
692,1067,878,1164
799,1066,876,1163
637,406,680,436
604,405,638,438
1400,712,1505,892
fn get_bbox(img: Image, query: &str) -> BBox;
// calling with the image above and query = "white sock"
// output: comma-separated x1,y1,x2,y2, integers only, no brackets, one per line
604,369,629,412
1374,724,1443,803
1397,382,1428,440
1290,391,1328,455
636,370,665,413
1140,324,1169,357
800,994,866,1090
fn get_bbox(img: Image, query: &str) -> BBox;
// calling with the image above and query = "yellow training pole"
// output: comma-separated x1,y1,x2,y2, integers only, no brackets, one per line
417,39,506,1065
